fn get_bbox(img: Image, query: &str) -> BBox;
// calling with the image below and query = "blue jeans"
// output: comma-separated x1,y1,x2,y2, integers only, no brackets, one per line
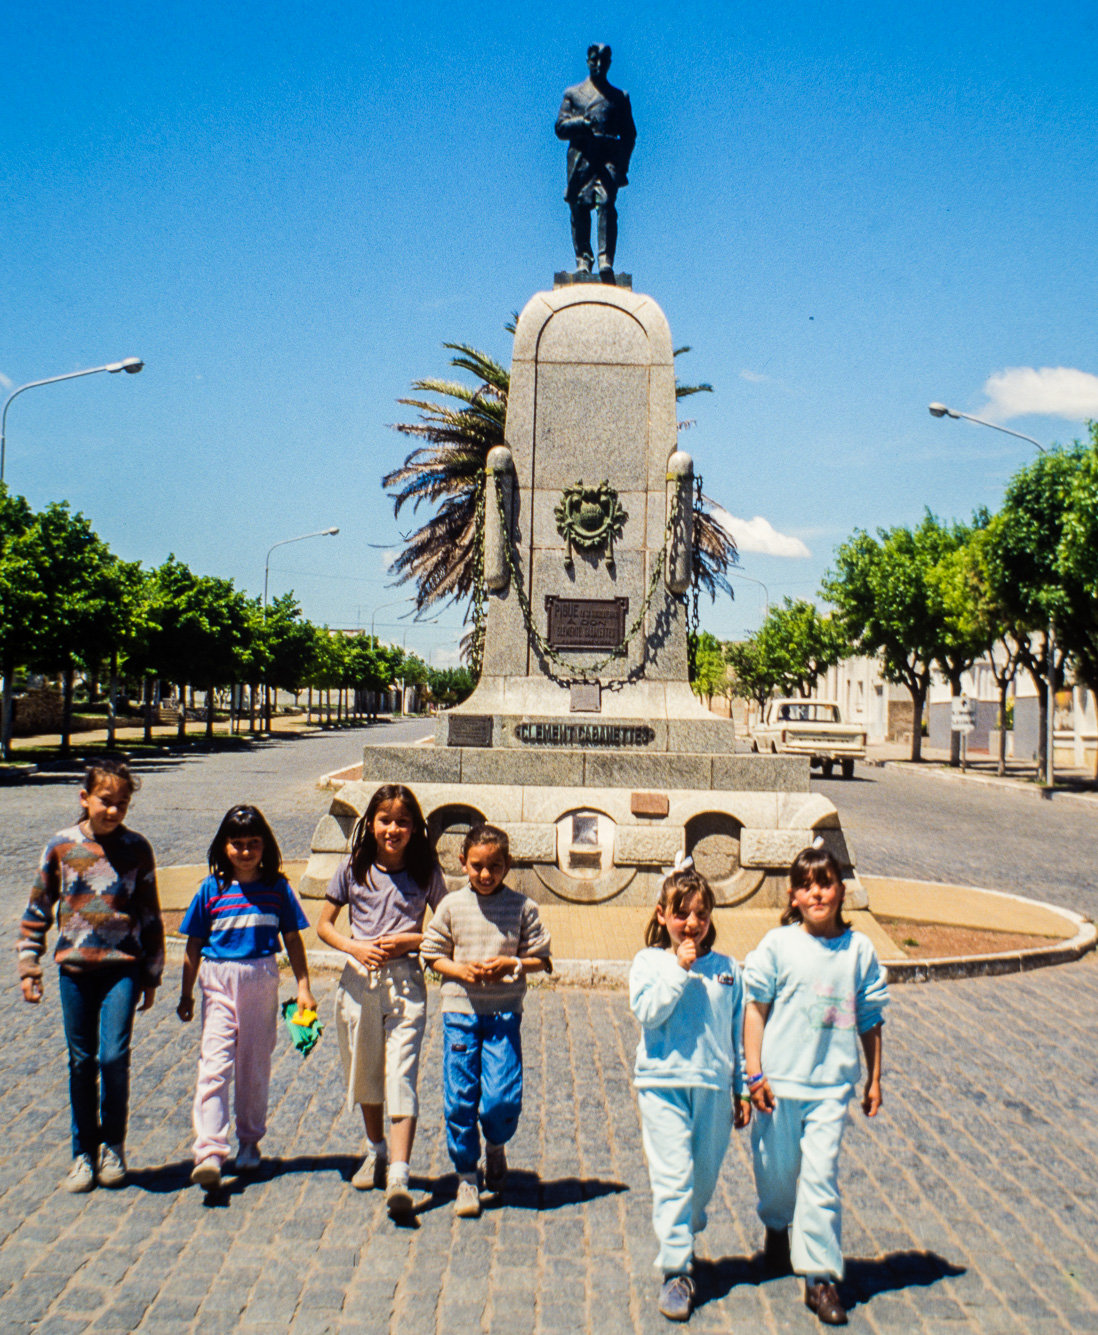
442,1011,523,1173
58,966,140,1158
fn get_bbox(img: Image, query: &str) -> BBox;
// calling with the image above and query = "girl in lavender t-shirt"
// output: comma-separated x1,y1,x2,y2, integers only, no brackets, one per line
316,784,446,1217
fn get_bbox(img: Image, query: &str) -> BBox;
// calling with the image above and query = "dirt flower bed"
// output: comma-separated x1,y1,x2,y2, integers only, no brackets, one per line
877,916,1056,959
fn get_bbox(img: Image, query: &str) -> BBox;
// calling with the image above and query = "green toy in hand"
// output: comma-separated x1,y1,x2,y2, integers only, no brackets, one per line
282,998,323,1057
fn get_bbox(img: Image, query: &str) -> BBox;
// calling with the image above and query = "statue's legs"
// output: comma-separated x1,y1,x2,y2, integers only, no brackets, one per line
596,199,618,273
569,204,594,271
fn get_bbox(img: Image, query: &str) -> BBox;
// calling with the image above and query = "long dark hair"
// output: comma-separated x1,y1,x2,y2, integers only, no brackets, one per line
781,845,850,931
349,784,437,889
644,867,718,953
207,804,283,888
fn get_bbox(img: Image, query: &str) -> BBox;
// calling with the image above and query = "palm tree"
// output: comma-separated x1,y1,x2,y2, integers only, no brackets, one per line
383,336,736,628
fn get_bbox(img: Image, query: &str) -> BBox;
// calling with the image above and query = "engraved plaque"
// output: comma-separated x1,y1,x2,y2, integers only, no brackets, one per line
544,596,629,649
570,683,601,713
447,714,493,748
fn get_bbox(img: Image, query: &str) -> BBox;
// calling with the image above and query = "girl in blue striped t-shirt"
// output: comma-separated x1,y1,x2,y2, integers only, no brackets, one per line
178,805,315,1191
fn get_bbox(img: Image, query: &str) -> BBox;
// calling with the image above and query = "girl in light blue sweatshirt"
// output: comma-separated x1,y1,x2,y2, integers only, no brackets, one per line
744,845,889,1328
630,864,750,1323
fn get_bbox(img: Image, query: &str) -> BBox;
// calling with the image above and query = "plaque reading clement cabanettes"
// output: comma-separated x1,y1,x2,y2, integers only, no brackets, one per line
545,596,629,649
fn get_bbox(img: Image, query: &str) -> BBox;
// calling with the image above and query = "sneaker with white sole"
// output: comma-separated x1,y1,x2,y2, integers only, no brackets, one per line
235,1143,261,1172
191,1158,222,1191
352,1147,388,1191
385,1169,414,1218
97,1143,127,1188
454,1178,481,1218
484,1144,507,1194
658,1273,695,1322
63,1154,96,1194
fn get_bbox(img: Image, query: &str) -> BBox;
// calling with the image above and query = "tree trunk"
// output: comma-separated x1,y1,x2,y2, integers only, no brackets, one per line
60,666,75,758
248,683,256,733
178,682,187,740
107,654,118,748
997,680,1009,777
143,678,154,743
949,674,963,768
909,683,926,762
2,653,15,762
206,686,214,739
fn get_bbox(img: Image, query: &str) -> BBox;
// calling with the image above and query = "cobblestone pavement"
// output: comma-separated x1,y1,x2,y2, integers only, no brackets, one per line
1,952,1096,1334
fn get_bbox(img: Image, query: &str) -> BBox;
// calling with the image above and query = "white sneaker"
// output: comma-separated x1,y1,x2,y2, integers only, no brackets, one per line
191,1158,222,1191
235,1143,261,1172
454,1178,481,1218
385,1166,414,1218
352,1147,388,1191
97,1143,127,1188
63,1154,96,1194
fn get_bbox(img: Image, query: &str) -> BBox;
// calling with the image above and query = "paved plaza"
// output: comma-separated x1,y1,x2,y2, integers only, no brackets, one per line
2,728,1097,1332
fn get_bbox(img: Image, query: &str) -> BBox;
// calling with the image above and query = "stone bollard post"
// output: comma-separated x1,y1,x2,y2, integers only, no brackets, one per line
485,445,515,591
665,450,694,594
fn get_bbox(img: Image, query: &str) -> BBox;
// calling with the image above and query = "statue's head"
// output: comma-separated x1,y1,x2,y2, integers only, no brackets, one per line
587,44,612,78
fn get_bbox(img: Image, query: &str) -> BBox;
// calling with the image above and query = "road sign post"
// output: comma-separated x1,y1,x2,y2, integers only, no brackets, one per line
951,695,977,771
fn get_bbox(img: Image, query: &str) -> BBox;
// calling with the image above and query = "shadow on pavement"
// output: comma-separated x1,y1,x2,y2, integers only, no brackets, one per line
693,1249,964,1313
126,1152,360,1198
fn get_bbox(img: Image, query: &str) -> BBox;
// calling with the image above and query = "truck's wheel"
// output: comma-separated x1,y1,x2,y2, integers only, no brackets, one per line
841,758,855,780
821,760,834,778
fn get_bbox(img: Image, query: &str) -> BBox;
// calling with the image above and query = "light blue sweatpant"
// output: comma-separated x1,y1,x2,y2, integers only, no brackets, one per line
637,1086,733,1275
751,1094,848,1279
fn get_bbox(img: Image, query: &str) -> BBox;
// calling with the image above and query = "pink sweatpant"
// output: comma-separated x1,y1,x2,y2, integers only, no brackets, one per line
192,956,279,1164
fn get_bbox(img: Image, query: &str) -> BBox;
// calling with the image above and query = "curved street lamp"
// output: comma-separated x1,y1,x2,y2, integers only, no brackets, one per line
260,526,339,731
927,400,1054,784
1,358,144,484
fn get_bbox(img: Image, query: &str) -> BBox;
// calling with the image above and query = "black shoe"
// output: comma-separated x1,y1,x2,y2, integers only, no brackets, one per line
805,1280,848,1325
658,1273,695,1322
763,1226,792,1275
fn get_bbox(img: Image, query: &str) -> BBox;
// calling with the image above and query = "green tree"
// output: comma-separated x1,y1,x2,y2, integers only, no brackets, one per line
688,630,729,705
31,501,118,755
753,599,849,699
0,487,46,759
425,665,475,708
725,638,782,712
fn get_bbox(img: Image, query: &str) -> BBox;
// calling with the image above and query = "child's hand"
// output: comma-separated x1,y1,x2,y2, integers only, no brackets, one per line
351,940,389,970
749,1078,777,1115
452,962,482,986
137,987,157,1013
675,938,698,971
177,995,194,1022
297,985,318,1014
862,1079,882,1117
474,956,519,982
20,976,42,1005
734,1097,752,1129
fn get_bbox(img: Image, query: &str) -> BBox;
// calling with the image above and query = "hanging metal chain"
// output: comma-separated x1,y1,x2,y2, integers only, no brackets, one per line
489,472,681,681
690,472,703,640
466,473,488,678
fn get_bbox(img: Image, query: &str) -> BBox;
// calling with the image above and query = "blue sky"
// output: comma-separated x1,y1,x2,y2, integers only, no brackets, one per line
3,0,1097,660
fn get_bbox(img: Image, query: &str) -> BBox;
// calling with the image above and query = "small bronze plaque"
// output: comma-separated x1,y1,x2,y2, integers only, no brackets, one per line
631,791,670,817
570,683,601,713
545,596,629,649
447,715,493,748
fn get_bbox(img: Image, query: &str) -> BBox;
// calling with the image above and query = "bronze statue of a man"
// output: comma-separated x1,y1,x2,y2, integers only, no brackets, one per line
555,44,637,280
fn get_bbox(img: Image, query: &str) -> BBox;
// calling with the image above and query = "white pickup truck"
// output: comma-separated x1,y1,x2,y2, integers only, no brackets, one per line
751,699,866,778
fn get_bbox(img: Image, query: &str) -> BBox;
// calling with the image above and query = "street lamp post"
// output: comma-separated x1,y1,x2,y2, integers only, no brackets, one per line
728,569,770,618
1,358,144,485
927,402,1055,786
261,527,339,730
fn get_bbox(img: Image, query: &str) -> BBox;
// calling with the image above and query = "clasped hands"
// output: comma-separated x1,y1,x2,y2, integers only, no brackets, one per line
350,933,421,971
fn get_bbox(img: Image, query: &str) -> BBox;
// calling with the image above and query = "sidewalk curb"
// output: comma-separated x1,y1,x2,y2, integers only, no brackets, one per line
883,760,1098,808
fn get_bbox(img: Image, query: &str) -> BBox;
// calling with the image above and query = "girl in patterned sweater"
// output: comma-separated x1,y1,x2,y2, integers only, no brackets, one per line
18,758,164,1194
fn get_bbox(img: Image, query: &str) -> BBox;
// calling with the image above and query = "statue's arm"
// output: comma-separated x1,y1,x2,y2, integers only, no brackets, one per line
555,91,589,141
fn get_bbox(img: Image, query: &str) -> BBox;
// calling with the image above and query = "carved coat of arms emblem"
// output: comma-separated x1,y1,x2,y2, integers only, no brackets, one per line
554,480,627,568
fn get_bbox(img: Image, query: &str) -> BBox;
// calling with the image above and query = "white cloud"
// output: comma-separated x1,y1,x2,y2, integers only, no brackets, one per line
0,372,12,391
711,508,811,558
980,366,1098,422
739,369,771,383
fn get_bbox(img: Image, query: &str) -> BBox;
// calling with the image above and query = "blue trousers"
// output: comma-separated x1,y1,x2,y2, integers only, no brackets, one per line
58,965,140,1158
637,1086,733,1275
752,1095,849,1280
442,1011,523,1173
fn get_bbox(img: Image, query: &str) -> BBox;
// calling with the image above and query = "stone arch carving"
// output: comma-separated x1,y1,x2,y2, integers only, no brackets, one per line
685,812,765,906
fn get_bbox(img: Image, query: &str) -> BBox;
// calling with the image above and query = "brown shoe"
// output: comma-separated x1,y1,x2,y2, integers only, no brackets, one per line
762,1227,792,1275
805,1280,848,1325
